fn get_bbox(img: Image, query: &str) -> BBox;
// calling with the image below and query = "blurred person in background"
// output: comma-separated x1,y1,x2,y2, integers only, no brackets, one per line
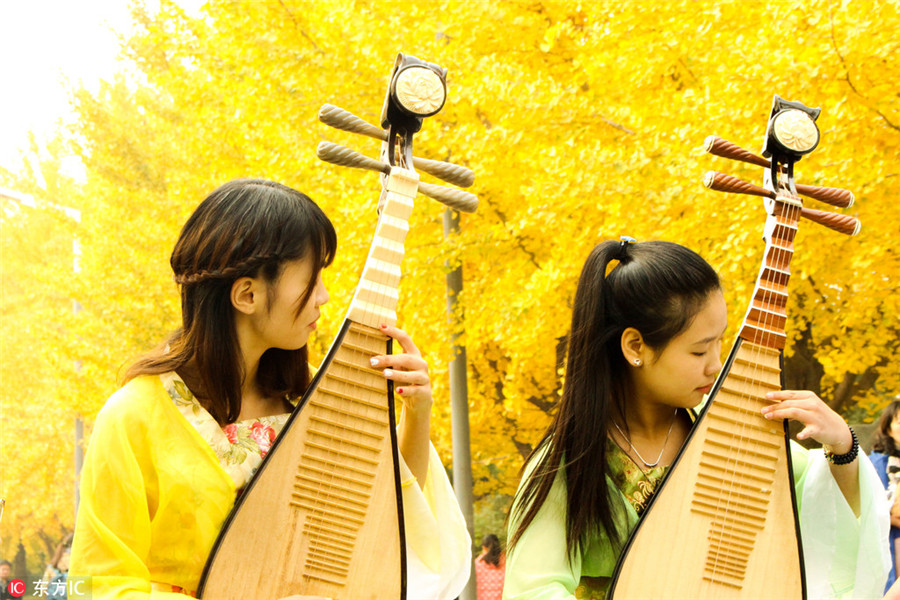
0,560,13,600
41,534,73,600
870,400,900,593
475,534,505,600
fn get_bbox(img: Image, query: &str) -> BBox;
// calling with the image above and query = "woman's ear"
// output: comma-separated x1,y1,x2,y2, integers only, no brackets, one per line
621,327,646,367
231,277,261,315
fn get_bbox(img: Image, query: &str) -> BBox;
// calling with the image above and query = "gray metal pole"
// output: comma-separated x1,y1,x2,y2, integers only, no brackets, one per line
443,208,475,600
73,208,83,521
75,416,84,519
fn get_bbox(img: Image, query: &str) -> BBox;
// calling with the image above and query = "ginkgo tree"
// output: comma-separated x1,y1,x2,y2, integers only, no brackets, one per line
2,0,898,564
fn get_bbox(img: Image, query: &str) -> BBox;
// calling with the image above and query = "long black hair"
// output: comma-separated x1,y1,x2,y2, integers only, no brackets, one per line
508,240,721,560
481,533,503,567
872,401,900,457
126,179,337,424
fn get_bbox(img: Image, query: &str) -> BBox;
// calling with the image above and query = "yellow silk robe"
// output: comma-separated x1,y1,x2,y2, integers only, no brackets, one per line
70,375,470,599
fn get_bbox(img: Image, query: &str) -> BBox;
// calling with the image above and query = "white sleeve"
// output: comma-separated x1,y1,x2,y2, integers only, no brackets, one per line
399,443,472,600
800,450,891,599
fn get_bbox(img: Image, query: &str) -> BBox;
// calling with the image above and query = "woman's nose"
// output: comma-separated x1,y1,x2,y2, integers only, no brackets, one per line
317,276,329,307
707,347,723,375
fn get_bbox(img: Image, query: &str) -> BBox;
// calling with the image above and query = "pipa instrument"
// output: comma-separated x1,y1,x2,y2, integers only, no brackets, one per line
198,53,478,600
608,96,860,599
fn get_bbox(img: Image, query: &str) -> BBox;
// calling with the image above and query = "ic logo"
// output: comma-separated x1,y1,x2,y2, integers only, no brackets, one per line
8,578,26,598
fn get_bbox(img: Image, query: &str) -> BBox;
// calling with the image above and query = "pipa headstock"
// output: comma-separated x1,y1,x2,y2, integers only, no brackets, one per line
704,95,859,238
315,53,478,329
317,53,478,214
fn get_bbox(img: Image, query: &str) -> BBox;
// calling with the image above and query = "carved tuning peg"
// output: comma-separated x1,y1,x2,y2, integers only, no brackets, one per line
316,142,478,213
789,206,860,236
319,103,387,141
703,171,770,198
794,183,854,209
418,181,478,213
704,136,854,208
317,142,390,175
704,136,770,168
703,171,860,236
319,104,475,188
412,156,475,188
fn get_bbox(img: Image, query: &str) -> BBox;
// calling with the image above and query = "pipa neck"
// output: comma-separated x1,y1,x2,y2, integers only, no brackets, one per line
737,197,802,350
344,166,419,329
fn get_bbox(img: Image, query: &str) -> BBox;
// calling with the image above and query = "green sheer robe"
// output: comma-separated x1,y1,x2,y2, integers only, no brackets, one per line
504,436,889,600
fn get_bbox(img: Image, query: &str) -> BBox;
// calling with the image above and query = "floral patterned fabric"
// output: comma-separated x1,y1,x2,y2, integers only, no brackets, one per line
574,576,609,600
604,437,670,517
150,582,196,596
571,439,670,600
71,372,472,599
160,371,289,491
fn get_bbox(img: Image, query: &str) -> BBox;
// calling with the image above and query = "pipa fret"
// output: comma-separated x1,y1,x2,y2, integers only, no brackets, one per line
200,213,411,598
607,96,845,599
287,328,396,589
199,55,478,599
737,210,797,350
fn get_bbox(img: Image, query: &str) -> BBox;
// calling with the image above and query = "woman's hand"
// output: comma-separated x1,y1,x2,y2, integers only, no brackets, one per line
761,390,853,454
370,324,433,416
762,389,860,515
370,324,433,489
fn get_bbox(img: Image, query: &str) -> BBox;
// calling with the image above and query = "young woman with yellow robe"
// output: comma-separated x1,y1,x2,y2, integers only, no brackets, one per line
69,179,470,599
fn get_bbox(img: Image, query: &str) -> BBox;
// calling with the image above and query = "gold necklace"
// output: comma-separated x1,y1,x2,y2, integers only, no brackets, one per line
612,410,678,468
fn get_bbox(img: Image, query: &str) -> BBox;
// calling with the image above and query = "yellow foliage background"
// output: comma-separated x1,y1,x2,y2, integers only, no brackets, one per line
2,0,898,568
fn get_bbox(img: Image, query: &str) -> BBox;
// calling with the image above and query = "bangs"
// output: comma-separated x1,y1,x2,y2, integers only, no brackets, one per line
283,189,336,319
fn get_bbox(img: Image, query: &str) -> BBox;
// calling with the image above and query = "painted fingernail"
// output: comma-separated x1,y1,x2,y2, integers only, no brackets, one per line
397,387,404,394
383,369,393,377
370,358,379,367
380,324,387,330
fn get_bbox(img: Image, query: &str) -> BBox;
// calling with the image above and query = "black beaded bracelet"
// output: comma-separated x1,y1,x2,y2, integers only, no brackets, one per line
824,426,859,465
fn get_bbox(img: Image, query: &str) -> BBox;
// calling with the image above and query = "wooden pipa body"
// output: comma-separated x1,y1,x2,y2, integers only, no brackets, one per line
609,192,807,596
198,168,419,599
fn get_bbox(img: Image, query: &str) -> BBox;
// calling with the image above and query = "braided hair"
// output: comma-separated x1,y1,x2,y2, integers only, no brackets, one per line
126,179,337,424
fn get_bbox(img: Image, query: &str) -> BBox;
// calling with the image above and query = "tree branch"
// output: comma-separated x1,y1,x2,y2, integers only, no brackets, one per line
829,13,900,132
478,359,535,459
523,390,556,414
278,0,323,54
491,205,543,270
